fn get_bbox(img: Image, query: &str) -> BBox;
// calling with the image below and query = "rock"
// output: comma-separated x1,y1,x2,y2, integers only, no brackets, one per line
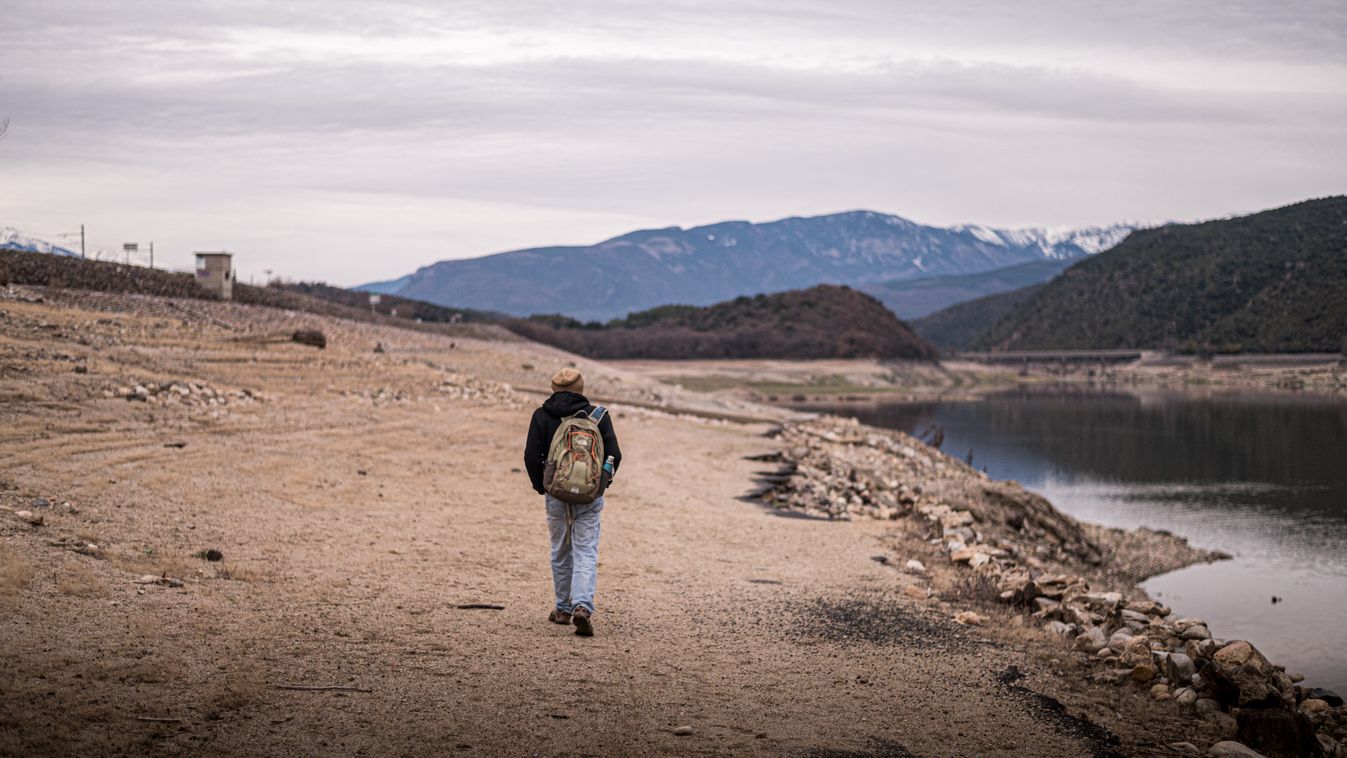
166,578,184,588
1172,617,1203,632
1168,742,1202,755
904,559,926,573
1196,698,1222,715
1182,624,1214,641
291,330,327,349
205,549,224,562
14,510,43,525
1121,608,1150,624
1165,652,1198,685
1151,683,1170,698
902,585,929,600
1033,597,1060,614
1133,664,1158,683
1108,629,1135,653
1075,626,1108,653
954,611,983,626
1080,591,1122,608
951,547,977,563
1043,621,1074,638
969,553,992,568
31,497,50,508
1305,688,1344,708
1302,699,1332,725
1209,641,1280,707
672,726,694,736
1206,741,1268,758
133,575,160,585
1175,687,1200,706
1188,638,1220,660
1236,706,1321,758
1121,638,1154,667
1209,712,1239,737
1094,668,1133,686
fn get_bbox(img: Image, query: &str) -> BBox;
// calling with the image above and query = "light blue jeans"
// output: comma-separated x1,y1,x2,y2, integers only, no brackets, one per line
545,494,603,614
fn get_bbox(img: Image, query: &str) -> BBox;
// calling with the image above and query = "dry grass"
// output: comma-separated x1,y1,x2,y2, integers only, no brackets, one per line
56,558,104,597
0,544,36,595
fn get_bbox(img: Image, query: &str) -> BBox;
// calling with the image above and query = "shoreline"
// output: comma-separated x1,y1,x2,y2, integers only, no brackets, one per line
2,285,1344,756
611,356,1347,404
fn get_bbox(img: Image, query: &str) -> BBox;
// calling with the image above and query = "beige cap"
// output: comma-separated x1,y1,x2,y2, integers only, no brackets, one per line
550,367,584,394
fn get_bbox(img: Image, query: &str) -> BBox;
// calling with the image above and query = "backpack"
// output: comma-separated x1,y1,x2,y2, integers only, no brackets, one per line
543,406,608,504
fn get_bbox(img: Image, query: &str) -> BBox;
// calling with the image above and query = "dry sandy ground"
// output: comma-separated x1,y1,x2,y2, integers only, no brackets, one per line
1,288,1210,757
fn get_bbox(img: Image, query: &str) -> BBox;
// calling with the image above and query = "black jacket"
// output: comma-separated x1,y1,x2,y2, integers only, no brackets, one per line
524,391,622,495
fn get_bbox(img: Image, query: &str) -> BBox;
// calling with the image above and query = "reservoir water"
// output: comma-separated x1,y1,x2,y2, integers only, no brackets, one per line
807,388,1347,695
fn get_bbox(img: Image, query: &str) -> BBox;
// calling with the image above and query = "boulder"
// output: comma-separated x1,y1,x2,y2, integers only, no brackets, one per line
1108,629,1135,653
1043,621,1074,638
1206,741,1268,758
1236,707,1323,758
1132,664,1157,683
953,611,983,626
1075,626,1108,653
1302,699,1332,726
1208,641,1280,707
1165,652,1198,685
1183,624,1214,641
1080,591,1122,608
1305,688,1344,708
1121,639,1154,667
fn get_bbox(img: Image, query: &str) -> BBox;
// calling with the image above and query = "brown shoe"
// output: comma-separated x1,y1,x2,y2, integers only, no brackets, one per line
548,609,572,625
572,606,594,637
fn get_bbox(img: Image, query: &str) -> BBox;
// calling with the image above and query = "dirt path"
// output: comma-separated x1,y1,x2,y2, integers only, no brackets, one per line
1,290,1156,756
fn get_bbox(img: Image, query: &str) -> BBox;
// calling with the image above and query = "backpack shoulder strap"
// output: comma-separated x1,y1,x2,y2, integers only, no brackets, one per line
588,405,607,424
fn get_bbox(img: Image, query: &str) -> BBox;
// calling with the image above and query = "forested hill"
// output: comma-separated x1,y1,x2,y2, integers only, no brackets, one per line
911,284,1047,350
506,285,939,360
975,197,1347,353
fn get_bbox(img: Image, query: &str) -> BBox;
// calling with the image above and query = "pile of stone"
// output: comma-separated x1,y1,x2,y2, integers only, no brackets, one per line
343,386,418,407
763,417,1104,567
108,381,258,408
434,373,521,407
1053,592,1345,755
761,417,1346,757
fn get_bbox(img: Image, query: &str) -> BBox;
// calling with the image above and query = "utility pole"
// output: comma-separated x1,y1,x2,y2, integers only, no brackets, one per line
149,241,154,269
80,225,85,259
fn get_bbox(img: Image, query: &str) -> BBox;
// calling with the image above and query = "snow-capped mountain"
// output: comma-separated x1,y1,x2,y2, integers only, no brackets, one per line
951,223,1138,259
361,210,1140,322
1,227,80,256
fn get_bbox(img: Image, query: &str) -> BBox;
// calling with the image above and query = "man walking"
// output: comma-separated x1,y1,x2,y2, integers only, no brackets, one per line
523,368,621,637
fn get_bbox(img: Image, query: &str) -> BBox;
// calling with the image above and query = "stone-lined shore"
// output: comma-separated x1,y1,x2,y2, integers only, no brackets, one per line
757,416,1346,758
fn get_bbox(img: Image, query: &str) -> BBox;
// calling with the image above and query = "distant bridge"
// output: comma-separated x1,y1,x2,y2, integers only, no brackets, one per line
951,350,1342,366
951,349,1151,365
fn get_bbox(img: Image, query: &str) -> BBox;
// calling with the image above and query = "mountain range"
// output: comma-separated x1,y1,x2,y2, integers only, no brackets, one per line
1,227,79,257
361,212,1135,322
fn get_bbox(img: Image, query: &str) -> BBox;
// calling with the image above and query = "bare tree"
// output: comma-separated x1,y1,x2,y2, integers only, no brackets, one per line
0,118,8,141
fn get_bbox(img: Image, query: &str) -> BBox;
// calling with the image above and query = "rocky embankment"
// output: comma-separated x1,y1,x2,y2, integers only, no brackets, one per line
757,417,1347,758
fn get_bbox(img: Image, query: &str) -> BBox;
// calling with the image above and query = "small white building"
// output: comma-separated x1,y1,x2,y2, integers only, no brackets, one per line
194,252,234,300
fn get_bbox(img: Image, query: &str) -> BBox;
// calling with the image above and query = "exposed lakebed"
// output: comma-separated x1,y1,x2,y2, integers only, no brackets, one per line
802,388,1347,695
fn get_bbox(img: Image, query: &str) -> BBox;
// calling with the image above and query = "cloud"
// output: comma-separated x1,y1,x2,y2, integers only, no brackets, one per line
1,0,1344,285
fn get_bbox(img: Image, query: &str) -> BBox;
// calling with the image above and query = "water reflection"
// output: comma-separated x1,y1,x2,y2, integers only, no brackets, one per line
805,388,1347,694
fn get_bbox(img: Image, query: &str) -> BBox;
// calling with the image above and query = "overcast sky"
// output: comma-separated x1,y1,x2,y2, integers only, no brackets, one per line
3,1,1345,285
